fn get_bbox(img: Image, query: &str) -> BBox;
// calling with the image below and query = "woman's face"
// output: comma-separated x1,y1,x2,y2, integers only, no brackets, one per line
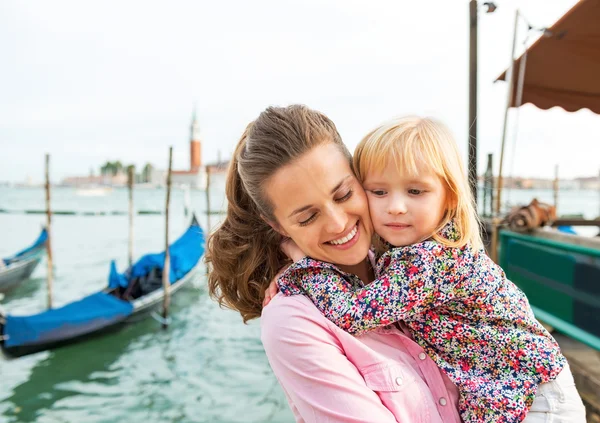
264,142,373,268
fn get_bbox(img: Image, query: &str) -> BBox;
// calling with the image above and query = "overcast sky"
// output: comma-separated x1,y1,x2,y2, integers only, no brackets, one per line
1,0,597,183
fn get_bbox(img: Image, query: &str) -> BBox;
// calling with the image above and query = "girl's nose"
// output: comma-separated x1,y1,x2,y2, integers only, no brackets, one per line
387,196,408,215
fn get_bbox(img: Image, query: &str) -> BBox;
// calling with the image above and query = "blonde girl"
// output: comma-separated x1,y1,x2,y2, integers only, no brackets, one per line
275,116,585,423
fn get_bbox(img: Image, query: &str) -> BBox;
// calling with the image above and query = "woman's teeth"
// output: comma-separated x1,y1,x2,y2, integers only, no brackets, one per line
329,225,358,245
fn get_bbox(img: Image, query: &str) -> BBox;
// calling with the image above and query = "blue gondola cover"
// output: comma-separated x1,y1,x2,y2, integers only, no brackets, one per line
108,222,204,289
2,228,47,265
4,293,134,348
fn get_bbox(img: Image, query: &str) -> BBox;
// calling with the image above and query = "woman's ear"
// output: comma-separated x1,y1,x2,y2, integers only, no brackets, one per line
261,214,290,237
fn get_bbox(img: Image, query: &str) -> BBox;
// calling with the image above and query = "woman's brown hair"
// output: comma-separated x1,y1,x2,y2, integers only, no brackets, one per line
205,105,351,322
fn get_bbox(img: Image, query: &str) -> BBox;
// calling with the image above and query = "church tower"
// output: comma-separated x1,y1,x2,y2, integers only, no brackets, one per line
190,108,202,172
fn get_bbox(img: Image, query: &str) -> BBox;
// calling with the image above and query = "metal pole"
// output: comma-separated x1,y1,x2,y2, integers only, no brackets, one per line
553,164,559,212
162,147,173,329
128,167,134,268
469,0,478,204
45,154,54,309
496,9,520,216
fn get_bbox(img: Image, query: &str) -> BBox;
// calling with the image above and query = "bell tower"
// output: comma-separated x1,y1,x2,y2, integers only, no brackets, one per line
190,108,202,172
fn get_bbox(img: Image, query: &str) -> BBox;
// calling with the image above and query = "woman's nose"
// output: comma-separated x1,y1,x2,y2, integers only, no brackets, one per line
326,205,348,234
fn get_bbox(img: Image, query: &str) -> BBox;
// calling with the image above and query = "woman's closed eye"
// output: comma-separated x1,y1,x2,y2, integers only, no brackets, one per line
335,189,353,203
299,213,317,226
298,190,353,227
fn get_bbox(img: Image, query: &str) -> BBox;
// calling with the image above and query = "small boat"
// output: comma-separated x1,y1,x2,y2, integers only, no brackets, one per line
75,186,113,197
0,228,47,293
0,215,205,357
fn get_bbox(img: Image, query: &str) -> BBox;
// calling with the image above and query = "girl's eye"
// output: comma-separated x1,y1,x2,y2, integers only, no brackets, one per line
299,213,317,226
371,189,387,196
408,189,423,195
335,189,353,203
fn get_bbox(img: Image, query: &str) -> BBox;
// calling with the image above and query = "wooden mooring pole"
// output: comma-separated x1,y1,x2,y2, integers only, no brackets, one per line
162,147,173,329
205,165,211,232
128,166,134,267
205,165,211,275
45,154,54,309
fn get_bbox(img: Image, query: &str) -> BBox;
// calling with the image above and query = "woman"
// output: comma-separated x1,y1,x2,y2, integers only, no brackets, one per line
207,105,462,422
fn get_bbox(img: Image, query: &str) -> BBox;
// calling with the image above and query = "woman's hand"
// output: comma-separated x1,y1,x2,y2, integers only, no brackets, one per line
281,238,305,262
263,264,290,308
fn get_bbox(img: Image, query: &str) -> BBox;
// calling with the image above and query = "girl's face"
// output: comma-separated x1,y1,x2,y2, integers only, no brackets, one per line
362,160,448,247
264,143,373,269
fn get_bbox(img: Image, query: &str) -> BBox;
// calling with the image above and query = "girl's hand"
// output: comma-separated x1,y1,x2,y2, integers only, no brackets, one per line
263,265,290,308
281,238,305,262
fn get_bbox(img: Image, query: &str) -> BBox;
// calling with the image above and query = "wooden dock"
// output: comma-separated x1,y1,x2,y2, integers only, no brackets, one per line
553,332,600,422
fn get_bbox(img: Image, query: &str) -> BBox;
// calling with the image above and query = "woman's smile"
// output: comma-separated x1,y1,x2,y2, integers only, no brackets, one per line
325,221,360,249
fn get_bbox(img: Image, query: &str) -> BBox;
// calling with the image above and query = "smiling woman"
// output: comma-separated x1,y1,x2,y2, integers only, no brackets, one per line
206,105,462,423
264,142,372,274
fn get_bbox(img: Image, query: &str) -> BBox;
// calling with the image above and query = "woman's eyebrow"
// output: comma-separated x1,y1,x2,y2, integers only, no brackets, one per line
288,204,313,218
330,175,352,194
287,175,352,218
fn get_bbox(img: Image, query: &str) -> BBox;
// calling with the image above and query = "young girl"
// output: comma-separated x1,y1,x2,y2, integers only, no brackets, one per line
273,117,585,423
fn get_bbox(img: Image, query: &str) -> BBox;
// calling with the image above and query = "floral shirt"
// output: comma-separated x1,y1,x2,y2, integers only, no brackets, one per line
277,222,566,423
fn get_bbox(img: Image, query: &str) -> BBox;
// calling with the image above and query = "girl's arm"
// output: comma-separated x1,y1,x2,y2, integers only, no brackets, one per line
279,242,471,335
261,295,400,423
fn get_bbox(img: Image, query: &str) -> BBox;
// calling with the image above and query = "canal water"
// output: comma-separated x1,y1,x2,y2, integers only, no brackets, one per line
0,184,598,422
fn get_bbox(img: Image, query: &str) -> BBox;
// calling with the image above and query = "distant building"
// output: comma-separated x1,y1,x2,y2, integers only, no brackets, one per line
61,172,127,187
151,108,207,189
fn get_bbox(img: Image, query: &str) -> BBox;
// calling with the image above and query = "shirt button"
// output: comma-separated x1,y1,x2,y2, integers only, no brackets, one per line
439,397,447,406
418,352,427,360
395,377,403,386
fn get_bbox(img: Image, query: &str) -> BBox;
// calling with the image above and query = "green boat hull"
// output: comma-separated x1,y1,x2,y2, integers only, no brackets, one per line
499,229,600,351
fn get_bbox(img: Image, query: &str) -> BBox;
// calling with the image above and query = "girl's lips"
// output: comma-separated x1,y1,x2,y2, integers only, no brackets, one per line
385,223,410,230
325,222,360,251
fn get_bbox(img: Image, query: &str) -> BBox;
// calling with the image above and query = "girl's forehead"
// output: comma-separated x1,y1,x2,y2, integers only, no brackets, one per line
364,157,439,182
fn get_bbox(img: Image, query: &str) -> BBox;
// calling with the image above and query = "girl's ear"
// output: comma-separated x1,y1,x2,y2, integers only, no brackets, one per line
261,214,290,238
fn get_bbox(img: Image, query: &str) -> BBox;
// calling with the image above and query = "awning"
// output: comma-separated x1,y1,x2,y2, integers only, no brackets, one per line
496,0,600,115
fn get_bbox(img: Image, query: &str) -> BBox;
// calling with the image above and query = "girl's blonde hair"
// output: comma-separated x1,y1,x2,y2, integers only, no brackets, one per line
353,116,482,250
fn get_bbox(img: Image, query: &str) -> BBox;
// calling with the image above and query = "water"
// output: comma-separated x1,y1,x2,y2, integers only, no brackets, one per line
0,185,598,423
0,184,293,423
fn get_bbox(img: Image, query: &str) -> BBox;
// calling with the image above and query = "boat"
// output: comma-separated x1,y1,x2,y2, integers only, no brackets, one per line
75,186,113,197
489,0,600,351
0,228,47,293
0,215,205,357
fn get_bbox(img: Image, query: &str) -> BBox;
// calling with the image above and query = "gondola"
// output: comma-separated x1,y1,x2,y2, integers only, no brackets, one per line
0,228,47,293
0,215,205,357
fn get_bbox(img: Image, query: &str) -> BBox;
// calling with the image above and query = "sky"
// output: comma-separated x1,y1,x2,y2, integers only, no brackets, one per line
0,0,598,184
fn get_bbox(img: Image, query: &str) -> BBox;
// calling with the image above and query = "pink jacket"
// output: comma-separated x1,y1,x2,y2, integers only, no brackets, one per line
261,293,461,423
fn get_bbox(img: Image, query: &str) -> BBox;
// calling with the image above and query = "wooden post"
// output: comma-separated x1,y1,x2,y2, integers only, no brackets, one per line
468,0,478,205
490,217,501,263
162,147,173,329
205,165,211,275
553,164,559,213
128,166,134,267
205,165,211,233
45,154,54,309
